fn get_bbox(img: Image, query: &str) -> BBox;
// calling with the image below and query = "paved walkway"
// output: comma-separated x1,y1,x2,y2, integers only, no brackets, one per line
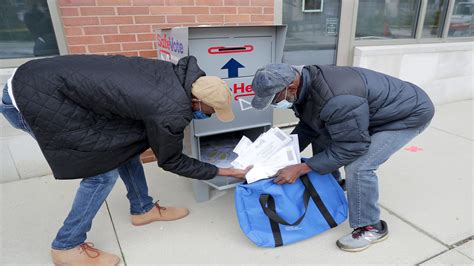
1,100,472,265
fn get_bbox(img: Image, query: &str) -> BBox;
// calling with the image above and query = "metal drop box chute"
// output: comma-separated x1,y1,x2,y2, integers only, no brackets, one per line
156,25,287,202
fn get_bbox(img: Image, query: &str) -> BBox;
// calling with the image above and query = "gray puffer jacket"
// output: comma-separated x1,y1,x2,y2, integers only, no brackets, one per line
292,65,435,174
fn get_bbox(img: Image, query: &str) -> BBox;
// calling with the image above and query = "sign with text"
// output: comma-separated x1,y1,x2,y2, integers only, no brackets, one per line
326,18,338,35
156,28,189,63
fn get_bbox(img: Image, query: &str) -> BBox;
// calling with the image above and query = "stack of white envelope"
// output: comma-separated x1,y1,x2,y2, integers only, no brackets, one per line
231,127,301,184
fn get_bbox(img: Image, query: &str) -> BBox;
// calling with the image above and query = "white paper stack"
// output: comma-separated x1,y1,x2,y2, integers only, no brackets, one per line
231,127,301,183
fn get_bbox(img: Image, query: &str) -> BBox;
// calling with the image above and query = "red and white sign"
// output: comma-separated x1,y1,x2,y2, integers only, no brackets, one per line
231,82,254,101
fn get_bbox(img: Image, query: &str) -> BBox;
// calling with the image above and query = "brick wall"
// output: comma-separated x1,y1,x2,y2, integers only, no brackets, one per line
59,0,275,59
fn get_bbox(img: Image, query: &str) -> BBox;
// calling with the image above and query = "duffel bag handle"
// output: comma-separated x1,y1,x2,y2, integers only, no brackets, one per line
259,175,338,228
300,174,338,228
259,187,310,226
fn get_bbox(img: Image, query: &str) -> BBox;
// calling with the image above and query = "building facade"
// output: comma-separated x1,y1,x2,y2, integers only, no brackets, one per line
1,1,472,157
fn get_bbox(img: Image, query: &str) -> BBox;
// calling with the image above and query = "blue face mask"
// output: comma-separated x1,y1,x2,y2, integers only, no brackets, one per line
271,88,294,109
273,99,293,109
193,101,211,120
193,111,210,119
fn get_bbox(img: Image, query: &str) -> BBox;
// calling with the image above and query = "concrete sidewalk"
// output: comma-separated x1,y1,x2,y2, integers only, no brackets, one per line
1,100,473,265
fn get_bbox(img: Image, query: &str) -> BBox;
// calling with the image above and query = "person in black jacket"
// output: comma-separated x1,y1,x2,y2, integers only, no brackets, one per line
1,55,249,265
251,63,434,252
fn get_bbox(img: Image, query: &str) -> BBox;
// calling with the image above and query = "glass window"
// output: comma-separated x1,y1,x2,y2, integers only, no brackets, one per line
356,0,421,40
302,0,323,13
282,0,341,65
422,0,449,38
0,0,60,59
448,0,474,37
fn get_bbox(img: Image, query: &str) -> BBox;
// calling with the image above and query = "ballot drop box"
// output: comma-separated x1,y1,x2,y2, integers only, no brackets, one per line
156,26,287,202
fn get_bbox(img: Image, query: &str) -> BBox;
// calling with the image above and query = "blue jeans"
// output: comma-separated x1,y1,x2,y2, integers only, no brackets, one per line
293,118,429,229
344,124,429,228
1,85,155,250
0,85,33,136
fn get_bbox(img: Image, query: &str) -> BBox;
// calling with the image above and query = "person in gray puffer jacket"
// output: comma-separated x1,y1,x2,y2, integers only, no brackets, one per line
251,63,434,252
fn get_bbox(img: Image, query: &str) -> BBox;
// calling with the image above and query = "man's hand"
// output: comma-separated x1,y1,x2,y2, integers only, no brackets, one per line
273,163,312,185
218,166,253,179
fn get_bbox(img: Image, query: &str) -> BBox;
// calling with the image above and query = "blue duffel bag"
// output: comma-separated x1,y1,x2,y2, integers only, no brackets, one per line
235,171,348,247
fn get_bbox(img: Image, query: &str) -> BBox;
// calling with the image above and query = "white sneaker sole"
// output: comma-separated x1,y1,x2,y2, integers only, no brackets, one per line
337,233,389,252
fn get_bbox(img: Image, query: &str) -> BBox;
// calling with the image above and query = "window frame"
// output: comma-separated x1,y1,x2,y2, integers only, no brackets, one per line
352,0,474,44
418,0,449,38
354,0,423,41
0,0,69,68
445,0,474,38
301,0,324,13
335,0,473,66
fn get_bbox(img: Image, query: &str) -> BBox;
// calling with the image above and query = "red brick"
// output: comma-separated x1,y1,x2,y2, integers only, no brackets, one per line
137,33,156,41
80,7,115,15
141,157,157,163
250,14,273,22
165,0,195,6
111,51,140,56
135,16,166,24
69,45,87,54
104,34,137,43
238,7,261,14
182,7,209,14
88,43,121,53
64,27,83,36
263,7,274,14
250,0,273,6
63,17,99,26
122,42,154,50
196,0,223,6
59,0,96,6
61,8,80,16
119,25,152,33
141,149,155,157
166,15,195,23
100,16,134,25
117,7,149,15
197,15,224,23
133,0,164,5
67,35,103,45
83,26,118,34
139,50,158,58
225,14,250,23
97,0,131,5
154,23,201,29
210,7,236,14
141,155,157,163
150,6,181,14
224,0,249,6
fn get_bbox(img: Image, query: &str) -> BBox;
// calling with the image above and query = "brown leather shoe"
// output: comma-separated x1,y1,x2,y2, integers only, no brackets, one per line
131,200,190,226
51,242,120,266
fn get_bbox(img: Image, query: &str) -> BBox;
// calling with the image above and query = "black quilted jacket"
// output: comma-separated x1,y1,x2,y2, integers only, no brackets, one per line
293,65,435,175
12,55,218,180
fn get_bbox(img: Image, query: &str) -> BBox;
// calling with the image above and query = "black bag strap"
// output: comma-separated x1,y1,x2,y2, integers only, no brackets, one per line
259,190,310,226
258,174,338,247
300,174,338,228
265,194,283,247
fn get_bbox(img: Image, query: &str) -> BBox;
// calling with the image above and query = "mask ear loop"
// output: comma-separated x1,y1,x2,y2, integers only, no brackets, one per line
198,101,202,112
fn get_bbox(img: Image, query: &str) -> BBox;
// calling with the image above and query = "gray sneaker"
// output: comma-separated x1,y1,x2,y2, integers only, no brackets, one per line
336,220,389,252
